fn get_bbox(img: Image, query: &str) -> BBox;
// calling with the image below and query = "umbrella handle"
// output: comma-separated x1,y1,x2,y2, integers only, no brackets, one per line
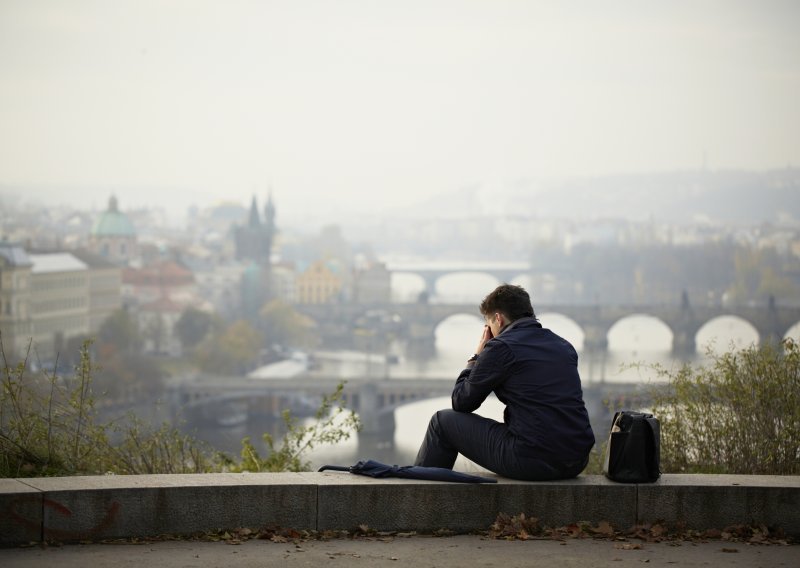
317,465,351,472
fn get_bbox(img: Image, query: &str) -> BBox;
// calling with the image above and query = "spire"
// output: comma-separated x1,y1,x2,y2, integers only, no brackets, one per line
248,195,261,228
109,195,119,213
264,190,276,229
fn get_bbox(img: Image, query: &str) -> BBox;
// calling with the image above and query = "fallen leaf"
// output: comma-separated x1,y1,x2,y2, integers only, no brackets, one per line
614,542,642,550
593,521,615,537
650,524,668,538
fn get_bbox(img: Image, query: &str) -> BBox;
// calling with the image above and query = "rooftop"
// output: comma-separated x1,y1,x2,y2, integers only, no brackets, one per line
0,242,32,267
29,253,87,274
91,196,136,237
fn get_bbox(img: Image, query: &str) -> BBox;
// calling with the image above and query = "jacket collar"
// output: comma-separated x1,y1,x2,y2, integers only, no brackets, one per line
497,315,542,336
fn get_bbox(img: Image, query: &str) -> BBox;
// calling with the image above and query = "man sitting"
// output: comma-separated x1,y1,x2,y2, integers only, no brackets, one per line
414,284,595,480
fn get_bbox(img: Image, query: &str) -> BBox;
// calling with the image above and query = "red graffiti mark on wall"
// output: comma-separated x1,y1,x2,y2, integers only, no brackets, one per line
8,495,121,540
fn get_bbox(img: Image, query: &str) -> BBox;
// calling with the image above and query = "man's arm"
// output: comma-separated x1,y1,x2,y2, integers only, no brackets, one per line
451,339,513,413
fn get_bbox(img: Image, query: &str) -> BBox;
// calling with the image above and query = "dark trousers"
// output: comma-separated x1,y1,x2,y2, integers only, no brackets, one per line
414,409,588,481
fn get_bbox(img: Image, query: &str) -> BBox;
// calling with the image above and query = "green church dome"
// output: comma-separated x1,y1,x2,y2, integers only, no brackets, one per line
92,196,136,237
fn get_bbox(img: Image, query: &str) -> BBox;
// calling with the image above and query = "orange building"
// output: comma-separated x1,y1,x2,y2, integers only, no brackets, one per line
295,260,343,304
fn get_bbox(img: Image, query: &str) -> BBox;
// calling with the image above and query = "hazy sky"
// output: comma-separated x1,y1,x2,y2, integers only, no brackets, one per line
1,0,798,222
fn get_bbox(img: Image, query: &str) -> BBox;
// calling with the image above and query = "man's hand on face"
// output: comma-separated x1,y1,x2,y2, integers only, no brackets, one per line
474,324,494,355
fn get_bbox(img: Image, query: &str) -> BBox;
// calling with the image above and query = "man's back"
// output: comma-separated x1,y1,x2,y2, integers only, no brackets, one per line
454,317,595,463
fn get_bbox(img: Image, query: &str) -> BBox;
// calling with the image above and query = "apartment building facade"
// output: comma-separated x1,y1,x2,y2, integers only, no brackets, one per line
0,243,122,362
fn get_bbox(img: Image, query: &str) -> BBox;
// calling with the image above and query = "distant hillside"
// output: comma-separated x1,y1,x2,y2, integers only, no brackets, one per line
393,169,800,224
535,169,800,223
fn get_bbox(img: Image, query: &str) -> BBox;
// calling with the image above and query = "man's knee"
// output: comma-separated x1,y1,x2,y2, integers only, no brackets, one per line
431,409,458,429
427,409,458,439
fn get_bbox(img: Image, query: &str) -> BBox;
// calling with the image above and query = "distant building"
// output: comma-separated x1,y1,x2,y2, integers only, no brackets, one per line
71,249,122,333
188,201,248,259
352,262,391,304
121,260,197,309
233,194,277,316
0,243,121,361
27,252,90,359
270,263,297,303
138,296,183,357
88,195,138,265
0,242,34,358
234,194,276,265
188,256,246,319
122,260,205,356
295,260,343,304
1,243,124,361
240,262,270,318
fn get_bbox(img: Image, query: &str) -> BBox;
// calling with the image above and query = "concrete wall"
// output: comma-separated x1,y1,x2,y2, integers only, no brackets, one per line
2,473,798,546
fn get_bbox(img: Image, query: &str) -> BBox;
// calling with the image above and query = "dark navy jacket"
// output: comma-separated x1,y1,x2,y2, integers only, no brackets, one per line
452,317,595,463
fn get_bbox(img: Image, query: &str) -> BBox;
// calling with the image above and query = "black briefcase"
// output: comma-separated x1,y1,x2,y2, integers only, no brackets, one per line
603,410,661,483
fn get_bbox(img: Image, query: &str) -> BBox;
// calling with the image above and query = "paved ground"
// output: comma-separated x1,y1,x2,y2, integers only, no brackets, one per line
2,535,798,568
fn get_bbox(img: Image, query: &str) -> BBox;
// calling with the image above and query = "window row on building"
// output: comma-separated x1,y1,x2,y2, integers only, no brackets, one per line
30,296,87,314
31,275,87,291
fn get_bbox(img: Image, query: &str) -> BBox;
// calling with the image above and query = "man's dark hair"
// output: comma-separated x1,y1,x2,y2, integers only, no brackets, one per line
479,284,536,322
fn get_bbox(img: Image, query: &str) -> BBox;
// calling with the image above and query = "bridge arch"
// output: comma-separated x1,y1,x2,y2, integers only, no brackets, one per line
433,310,483,338
785,321,800,341
433,313,484,353
434,271,501,304
695,315,759,353
607,314,674,352
296,302,800,357
538,312,585,351
390,272,427,303
383,261,531,304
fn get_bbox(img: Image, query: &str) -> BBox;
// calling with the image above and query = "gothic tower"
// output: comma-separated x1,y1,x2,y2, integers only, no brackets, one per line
235,194,277,318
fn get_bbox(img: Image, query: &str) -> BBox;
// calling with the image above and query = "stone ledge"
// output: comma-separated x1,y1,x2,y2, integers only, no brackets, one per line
1,474,798,546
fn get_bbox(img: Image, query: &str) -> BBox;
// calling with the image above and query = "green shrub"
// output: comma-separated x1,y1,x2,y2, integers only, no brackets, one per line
226,382,360,473
1,335,360,477
107,415,221,474
650,339,800,474
1,338,109,476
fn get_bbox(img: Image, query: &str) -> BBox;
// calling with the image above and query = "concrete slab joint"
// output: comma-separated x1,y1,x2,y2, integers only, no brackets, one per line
1,473,798,546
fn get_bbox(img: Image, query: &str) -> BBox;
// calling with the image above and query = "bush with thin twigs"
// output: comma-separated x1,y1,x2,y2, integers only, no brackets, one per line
1,334,360,477
648,338,799,474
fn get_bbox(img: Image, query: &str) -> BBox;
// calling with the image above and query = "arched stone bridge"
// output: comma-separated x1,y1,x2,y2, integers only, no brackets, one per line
297,301,800,356
170,375,657,446
384,260,530,299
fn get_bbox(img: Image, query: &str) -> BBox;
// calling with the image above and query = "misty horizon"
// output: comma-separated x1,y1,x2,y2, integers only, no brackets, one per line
2,0,799,228
2,166,798,232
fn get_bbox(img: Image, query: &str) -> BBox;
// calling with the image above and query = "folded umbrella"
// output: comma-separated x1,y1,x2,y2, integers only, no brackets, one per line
318,459,497,483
